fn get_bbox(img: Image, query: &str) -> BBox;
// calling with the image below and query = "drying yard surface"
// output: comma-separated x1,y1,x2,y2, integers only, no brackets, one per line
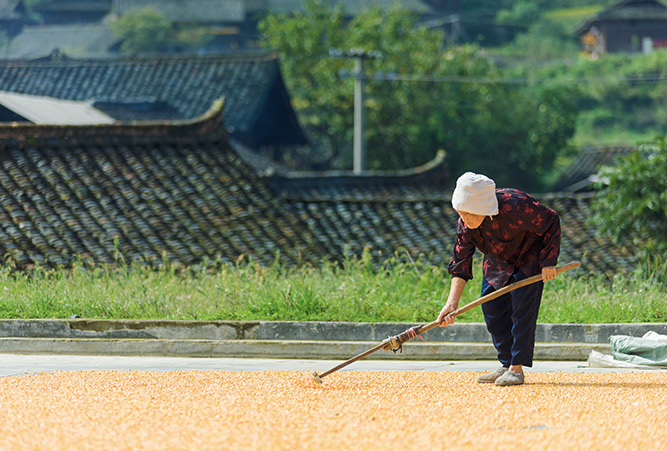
1,370,666,450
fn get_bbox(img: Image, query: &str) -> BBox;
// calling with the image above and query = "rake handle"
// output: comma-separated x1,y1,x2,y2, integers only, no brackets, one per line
315,261,580,381
415,260,581,338
316,341,389,380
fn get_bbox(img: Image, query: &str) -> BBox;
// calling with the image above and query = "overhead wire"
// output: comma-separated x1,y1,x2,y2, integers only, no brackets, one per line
361,73,667,85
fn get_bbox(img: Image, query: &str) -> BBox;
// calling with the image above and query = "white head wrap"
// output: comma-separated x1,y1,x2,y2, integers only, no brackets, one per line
451,172,499,216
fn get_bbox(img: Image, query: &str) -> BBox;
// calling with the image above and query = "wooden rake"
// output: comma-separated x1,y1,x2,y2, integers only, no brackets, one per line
311,261,580,384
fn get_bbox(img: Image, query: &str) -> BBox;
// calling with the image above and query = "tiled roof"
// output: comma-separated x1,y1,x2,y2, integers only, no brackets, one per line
265,150,451,201
598,0,667,19
551,146,636,192
0,103,322,269
0,51,307,149
0,111,635,275
577,0,667,33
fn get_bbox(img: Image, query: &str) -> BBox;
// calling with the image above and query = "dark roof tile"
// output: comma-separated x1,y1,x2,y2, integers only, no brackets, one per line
552,146,636,192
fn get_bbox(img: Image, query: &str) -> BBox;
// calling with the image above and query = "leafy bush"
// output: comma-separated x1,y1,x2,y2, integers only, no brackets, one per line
111,8,172,54
510,50,667,146
111,8,213,55
592,136,667,255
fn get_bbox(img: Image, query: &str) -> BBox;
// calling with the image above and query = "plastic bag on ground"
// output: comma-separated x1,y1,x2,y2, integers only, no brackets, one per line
587,331,667,369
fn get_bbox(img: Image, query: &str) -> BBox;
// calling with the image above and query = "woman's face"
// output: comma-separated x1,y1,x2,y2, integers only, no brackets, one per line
457,211,486,229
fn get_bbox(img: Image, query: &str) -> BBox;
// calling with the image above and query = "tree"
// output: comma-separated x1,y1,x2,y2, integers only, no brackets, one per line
259,0,576,190
111,8,172,54
111,8,214,55
592,136,667,256
496,1,542,26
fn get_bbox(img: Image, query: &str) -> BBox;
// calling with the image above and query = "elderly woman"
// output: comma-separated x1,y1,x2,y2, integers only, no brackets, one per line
437,172,561,386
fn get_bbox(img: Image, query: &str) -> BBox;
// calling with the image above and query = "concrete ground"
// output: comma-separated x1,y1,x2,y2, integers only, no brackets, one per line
1,354,660,378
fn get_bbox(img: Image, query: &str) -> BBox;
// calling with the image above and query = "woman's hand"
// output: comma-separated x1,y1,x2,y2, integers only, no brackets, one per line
438,277,467,327
437,301,459,327
542,266,557,282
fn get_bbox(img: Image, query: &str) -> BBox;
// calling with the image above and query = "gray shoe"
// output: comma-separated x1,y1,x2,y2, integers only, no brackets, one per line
495,371,525,386
476,366,508,383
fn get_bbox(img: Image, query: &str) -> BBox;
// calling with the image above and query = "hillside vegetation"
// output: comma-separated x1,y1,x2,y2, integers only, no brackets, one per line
260,1,665,188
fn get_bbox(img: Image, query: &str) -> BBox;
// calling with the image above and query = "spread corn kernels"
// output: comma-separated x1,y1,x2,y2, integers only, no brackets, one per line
0,370,665,450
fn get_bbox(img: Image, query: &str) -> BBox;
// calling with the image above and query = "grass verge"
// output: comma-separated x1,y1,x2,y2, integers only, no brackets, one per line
0,253,665,323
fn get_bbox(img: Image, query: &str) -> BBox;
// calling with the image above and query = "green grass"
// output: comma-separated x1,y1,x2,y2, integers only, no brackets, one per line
1,252,665,324
545,5,604,29
543,3,625,32
0,254,453,322
545,6,603,19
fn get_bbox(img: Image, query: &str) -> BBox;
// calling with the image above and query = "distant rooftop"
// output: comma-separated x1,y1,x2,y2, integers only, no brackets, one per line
577,0,667,33
552,146,637,192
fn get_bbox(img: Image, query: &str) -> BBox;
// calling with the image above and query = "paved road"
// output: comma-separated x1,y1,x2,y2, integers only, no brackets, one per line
1,354,659,378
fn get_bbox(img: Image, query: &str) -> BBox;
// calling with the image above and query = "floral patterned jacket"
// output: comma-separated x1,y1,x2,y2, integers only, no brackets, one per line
447,188,561,289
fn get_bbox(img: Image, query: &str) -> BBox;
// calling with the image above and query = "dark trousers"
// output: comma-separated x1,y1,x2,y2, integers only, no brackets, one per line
481,270,544,367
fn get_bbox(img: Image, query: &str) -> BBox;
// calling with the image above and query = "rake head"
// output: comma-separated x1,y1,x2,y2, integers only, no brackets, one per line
310,370,323,385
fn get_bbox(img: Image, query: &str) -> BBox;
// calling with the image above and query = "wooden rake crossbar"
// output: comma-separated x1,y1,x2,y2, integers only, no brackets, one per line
310,261,580,384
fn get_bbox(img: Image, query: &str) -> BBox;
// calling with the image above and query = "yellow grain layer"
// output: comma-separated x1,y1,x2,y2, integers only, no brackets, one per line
0,370,666,450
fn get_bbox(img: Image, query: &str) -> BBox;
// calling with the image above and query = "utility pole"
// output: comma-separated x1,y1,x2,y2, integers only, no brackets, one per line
352,54,366,174
330,48,381,174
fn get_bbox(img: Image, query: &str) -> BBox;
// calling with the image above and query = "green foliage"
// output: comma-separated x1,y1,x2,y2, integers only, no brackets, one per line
0,253,665,323
459,0,614,45
494,19,580,64
111,8,172,54
466,0,616,25
174,27,214,50
545,5,605,28
496,1,542,26
111,8,212,55
259,0,576,190
509,50,667,148
591,136,667,256
540,265,667,323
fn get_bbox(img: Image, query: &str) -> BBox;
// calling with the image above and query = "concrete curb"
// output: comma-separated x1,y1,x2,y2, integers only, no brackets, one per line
1,319,664,360
0,338,611,360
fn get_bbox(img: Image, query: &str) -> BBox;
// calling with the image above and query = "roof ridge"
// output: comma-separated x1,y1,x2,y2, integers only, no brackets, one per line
1,49,279,66
264,150,450,200
269,149,448,181
0,98,226,145
611,0,667,10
